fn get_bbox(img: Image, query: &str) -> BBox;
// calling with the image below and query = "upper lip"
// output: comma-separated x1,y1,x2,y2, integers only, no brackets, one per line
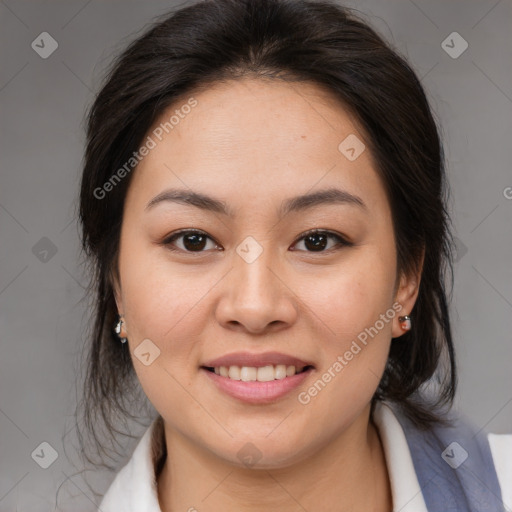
202,351,314,370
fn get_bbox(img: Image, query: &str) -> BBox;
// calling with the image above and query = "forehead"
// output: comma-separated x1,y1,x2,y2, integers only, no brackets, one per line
162,77,364,154
126,77,385,216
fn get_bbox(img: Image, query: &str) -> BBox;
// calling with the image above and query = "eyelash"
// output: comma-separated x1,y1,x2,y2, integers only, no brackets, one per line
161,228,353,254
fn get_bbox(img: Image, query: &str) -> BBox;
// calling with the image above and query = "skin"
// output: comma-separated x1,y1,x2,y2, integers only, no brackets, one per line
113,77,422,512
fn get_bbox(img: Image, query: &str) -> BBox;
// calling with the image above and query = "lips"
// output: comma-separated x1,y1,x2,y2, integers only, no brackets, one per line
201,351,314,370
200,351,316,403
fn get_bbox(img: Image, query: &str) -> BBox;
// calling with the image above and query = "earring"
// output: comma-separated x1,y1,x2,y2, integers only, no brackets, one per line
398,315,411,331
115,315,128,343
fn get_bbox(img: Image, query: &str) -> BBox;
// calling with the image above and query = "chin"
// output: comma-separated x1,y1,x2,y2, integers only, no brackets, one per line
206,433,315,470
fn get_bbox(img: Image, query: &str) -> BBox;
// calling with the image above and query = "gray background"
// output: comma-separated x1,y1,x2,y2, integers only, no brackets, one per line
1,0,511,510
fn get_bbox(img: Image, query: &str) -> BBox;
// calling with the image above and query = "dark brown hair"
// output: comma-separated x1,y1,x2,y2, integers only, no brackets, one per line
77,0,456,468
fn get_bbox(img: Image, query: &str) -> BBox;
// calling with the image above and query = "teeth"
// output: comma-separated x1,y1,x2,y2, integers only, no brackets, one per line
239,366,257,381
212,364,307,381
228,366,241,380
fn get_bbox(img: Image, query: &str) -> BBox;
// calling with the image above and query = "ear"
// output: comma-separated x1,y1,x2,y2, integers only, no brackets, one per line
110,266,124,315
391,248,424,338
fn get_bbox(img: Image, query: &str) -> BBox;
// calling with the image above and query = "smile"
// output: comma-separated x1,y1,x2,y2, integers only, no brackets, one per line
200,351,316,403
203,364,313,381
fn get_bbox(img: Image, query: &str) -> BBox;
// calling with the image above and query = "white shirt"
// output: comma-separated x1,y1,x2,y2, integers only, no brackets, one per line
98,402,512,512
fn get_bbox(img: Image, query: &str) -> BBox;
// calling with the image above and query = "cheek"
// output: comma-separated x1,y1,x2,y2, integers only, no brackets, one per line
295,247,396,405
118,249,214,409
295,274,393,417
302,252,396,343
118,239,212,352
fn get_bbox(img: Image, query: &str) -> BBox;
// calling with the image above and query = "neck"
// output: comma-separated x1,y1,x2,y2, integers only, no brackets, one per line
157,404,392,512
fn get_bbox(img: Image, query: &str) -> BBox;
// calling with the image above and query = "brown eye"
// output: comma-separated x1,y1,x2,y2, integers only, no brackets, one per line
163,230,220,253
291,230,352,253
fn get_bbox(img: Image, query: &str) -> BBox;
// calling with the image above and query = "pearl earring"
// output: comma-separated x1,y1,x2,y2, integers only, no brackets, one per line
115,316,127,343
398,315,411,331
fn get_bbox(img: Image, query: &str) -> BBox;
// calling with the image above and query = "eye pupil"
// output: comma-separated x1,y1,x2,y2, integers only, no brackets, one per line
183,233,207,251
166,230,346,254
304,233,327,251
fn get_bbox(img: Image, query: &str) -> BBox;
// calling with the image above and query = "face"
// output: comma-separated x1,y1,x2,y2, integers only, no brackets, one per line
113,78,420,468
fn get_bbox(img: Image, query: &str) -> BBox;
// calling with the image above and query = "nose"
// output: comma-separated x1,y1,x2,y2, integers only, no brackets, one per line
215,243,298,335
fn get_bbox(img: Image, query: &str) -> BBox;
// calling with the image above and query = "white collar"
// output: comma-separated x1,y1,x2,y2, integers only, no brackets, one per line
99,401,428,512
372,401,428,511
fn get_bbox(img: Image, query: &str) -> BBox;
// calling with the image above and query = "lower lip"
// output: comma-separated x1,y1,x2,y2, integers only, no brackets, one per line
200,367,314,404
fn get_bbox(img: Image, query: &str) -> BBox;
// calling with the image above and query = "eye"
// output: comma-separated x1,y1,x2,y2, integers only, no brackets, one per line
291,229,352,253
162,229,221,253
161,228,352,254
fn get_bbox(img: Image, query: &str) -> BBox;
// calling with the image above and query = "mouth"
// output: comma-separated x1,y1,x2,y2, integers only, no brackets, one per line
199,352,315,404
201,364,314,381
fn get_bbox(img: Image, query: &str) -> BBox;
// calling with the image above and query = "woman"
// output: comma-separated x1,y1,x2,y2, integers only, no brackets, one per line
77,0,511,510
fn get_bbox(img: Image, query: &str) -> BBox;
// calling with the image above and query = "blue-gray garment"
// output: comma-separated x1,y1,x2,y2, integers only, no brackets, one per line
388,402,505,512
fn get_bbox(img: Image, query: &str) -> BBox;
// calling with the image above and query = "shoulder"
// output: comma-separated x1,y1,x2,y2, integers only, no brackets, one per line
375,400,512,511
97,417,163,512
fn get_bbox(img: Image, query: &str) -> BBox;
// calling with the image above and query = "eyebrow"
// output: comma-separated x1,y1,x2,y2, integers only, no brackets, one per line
145,187,367,217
